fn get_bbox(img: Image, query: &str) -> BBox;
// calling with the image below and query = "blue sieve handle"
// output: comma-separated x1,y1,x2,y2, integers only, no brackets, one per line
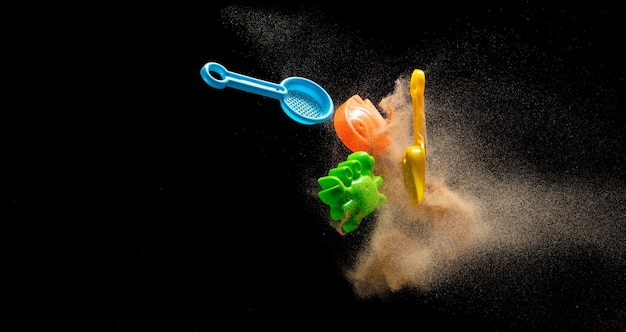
200,62,287,99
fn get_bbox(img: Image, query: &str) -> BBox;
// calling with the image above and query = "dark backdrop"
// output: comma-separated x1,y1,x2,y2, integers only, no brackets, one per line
6,1,625,331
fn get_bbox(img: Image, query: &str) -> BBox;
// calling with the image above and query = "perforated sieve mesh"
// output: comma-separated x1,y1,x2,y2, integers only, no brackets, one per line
284,91,323,119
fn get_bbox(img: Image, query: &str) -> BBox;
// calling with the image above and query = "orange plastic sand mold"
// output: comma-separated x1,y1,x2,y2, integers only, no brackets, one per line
333,95,391,155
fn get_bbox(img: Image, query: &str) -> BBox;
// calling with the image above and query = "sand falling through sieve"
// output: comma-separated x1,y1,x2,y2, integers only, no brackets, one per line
200,62,334,125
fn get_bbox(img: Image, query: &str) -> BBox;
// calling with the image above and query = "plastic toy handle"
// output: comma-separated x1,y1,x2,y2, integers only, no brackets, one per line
410,69,426,144
200,62,287,99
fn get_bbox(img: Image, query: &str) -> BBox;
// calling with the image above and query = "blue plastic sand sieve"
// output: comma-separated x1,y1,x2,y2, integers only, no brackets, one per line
200,62,334,125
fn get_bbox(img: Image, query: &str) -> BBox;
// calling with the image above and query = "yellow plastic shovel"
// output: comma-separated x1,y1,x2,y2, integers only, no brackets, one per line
402,69,427,207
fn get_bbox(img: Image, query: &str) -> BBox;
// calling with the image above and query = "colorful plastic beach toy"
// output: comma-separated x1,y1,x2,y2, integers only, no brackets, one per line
200,62,334,125
402,69,427,207
317,151,387,235
333,95,391,155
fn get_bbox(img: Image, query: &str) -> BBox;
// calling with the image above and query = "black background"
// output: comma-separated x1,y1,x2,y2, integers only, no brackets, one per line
6,1,625,331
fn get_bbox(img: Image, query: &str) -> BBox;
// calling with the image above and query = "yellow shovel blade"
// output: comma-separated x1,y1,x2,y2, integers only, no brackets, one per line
402,69,427,207
402,140,426,206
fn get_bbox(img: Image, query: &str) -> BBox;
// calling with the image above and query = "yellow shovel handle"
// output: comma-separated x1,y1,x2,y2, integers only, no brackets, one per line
410,69,426,145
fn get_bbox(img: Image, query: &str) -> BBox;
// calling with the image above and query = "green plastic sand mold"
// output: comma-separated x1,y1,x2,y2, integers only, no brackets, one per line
317,151,387,235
